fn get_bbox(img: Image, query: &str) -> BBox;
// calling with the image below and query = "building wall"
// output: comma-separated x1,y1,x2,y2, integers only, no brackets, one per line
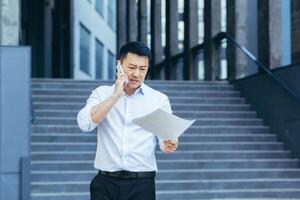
0,46,31,200
232,63,300,159
73,0,116,80
0,0,19,45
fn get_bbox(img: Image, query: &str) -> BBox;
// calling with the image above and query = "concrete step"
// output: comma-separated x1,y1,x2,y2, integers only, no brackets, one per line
30,141,284,151
32,95,245,104
30,192,89,200
156,189,300,199
33,102,251,111
156,169,300,180
30,79,300,199
31,83,235,91
175,111,257,118
30,169,300,182
31,124,271,134
34,117,263,126
157,159,299,169
30,189,300,200
34,109,257,118
31,133,277,143
31,89,240,97
30,150,292,161
30,159,299,171
30,179,300,194
156,178,300,191
31,78,229,85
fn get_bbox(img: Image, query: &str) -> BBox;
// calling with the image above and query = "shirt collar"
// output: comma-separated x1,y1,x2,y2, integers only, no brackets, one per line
135,83,146,95
117,83,147,97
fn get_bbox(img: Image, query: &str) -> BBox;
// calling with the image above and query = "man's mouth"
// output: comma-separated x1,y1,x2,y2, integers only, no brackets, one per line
129,79,140,84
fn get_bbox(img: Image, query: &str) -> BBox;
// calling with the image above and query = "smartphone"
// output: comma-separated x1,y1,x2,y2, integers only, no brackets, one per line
116,61,128,86
116,61,124,74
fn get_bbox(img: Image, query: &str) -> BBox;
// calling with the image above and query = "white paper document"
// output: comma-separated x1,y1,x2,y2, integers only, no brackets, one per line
132,109,195,139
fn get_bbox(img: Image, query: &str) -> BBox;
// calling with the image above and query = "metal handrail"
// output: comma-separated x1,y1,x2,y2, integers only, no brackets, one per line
150,31,300,104
218,31,300,104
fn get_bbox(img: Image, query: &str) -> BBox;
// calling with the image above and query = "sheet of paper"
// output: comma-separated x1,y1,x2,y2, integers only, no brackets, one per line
132,109,195,140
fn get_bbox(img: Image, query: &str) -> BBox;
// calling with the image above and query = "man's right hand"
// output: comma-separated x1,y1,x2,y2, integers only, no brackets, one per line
113,73,128,98
90,73,128,124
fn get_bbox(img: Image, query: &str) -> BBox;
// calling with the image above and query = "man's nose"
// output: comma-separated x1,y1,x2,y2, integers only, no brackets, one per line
132,69,140,77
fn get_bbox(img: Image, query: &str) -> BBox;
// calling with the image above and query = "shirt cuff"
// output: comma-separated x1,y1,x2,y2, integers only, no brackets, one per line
88,105,99,129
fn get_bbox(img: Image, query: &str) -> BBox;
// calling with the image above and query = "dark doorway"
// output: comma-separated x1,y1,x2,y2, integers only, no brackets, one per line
20,0,72,78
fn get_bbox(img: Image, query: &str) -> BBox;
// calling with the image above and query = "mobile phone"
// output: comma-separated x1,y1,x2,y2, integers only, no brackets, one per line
116,61,124,74
116,61,128,86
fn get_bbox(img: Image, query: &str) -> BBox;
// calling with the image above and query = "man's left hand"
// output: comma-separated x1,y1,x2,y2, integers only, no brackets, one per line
160,139,178,153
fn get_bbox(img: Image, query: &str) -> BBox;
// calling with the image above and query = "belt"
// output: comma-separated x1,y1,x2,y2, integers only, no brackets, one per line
98,170,156,179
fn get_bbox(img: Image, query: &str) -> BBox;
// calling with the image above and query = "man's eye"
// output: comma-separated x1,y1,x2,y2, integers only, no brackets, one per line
140,68,146,71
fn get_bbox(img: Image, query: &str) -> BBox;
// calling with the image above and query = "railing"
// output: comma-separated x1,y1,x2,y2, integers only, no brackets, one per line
219,32,300,104
150,31,300,104
149,43,205,80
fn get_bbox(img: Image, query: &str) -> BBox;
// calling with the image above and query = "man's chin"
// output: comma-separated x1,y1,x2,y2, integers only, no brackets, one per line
128,82,141,89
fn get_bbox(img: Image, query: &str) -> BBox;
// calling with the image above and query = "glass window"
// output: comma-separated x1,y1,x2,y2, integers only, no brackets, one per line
80,24,91,75
95,0,104,17
108,0,116,30
107,50,115,79
95,39,104,79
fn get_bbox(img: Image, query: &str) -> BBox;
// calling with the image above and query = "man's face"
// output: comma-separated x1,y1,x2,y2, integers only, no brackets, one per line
121,52,149,90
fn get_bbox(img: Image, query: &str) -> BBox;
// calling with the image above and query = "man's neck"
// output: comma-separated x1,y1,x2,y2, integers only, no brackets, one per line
124,87,137,96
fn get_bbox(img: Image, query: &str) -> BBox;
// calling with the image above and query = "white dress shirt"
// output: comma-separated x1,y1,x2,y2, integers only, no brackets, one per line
77,83,172,172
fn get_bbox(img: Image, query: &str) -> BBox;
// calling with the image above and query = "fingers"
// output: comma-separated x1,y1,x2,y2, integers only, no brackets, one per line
117,72,127,79
164,140,177,148
118,76,128,87
162,140,178,153
113,73,128,97
116,73,128,86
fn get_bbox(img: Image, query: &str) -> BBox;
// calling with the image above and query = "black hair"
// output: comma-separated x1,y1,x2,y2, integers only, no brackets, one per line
118,41,151,61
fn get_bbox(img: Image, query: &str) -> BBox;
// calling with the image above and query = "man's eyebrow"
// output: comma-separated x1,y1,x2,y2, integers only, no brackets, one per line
129,63,137,67
129,63,147,68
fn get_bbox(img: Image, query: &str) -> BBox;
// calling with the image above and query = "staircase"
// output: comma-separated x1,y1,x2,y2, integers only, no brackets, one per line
30,79,300,200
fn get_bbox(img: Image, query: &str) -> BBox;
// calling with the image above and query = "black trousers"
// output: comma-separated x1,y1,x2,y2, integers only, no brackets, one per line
90,172,156,200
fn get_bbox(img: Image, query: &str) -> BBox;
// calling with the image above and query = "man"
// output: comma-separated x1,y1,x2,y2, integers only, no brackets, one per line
77,41,178,200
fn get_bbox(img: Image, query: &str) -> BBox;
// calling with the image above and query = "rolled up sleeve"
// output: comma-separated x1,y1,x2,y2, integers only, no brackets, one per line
160,94,172,114
77,88,102,132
